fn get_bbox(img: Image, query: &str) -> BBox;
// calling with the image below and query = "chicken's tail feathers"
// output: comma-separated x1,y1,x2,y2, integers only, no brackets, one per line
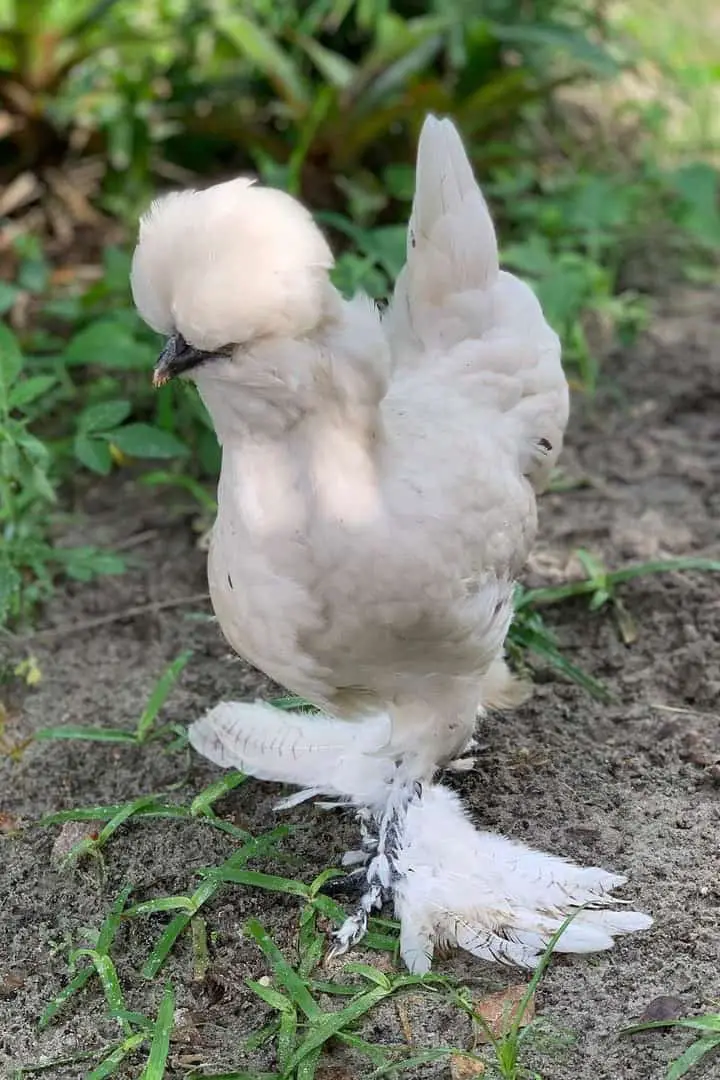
388,114,569,491
391,116,498,338
188,701,393,805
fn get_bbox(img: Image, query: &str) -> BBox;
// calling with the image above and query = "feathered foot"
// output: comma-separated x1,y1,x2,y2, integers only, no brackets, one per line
188,703,652,974
327,779,421,960
391,784,653,974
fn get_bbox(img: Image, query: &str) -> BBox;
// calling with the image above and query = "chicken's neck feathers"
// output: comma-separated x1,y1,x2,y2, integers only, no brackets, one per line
194,293,390,444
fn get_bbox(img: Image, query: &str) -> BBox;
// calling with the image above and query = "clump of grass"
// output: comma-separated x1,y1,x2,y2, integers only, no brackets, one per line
621,1007,720,1080
511,551,720,700
34,649,193,747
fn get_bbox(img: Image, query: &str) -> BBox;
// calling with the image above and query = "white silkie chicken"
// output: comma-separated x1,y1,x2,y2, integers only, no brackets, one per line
130,116,652,972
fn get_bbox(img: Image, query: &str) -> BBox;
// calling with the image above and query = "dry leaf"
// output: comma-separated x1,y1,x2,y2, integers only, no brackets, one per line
0,970,27,998
472,983,535,1043
0,813,20,835
51,820,103,863
450,1053,486,1078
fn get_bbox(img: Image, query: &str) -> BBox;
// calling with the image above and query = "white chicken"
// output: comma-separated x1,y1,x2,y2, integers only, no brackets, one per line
130,116,652,972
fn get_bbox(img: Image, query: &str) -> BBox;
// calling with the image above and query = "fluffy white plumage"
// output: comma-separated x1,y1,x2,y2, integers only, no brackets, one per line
131,115,652,971
395,785,652,973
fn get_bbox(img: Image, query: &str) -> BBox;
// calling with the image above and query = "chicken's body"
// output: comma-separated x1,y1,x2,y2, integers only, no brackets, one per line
206,334,531,770
131,116,651,972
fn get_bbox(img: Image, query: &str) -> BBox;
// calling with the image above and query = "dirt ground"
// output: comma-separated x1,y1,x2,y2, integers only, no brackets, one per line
1,288,718,1080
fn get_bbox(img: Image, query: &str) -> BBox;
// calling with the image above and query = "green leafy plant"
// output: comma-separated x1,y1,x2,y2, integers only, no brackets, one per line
0,321,125,623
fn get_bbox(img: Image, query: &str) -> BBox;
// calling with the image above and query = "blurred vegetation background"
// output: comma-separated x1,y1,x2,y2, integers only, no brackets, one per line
0,0,718,626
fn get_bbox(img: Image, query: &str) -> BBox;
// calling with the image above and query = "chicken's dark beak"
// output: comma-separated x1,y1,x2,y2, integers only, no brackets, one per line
153,334,210,387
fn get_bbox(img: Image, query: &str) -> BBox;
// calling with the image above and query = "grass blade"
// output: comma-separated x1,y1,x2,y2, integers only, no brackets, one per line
86,1034,146,1079
668,1038,720,1080
511,618,611,701
96,886,133,949
139,832,285,979
191,916,210,982
518,556,720,609
247,979,295,1014
15,1046,123,1076
136,651,192,742
367,1048,457,1077
295,1047,322,1080
95,795,160,849
284,984,390,1072
125,896,197,916
42,801,185,825
34,726,137,742
142,910,195,980
70,950,129,1033
140,880,218,980
190,770,247,816
269,695,319,713
41,800,251,842
40,886,132,1028
245,919,321,1020
139,983,175,1079
207,869,310,897
38,966,94,1030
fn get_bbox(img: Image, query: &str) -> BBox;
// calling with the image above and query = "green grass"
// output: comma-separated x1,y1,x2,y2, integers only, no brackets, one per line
621,1008,720,1079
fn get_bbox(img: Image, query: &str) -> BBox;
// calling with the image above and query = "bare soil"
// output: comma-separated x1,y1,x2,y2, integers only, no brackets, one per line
1,289,719,1080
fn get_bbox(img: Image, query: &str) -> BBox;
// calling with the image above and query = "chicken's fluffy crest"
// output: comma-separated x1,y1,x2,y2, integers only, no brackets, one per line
130,178,335,352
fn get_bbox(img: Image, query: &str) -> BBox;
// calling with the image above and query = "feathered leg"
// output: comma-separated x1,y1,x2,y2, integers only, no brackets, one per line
189,703,652,972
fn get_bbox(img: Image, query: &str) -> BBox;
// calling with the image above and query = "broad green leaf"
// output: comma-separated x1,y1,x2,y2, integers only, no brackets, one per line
74,433,114,475
106,423,189,459
0,282,18,315
219,13,310,108
0,322,23,403
79,399,132,433
0,560,21,623
8,375,56,410
58,547,126,580
64,321,153,371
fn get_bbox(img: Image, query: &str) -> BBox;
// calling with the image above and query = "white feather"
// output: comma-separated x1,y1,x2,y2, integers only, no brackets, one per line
387,115,568,492
188,701,394,806
393,785,653,974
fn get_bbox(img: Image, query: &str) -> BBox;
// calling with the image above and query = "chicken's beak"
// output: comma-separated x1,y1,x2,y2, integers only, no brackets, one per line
153,334,210,387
